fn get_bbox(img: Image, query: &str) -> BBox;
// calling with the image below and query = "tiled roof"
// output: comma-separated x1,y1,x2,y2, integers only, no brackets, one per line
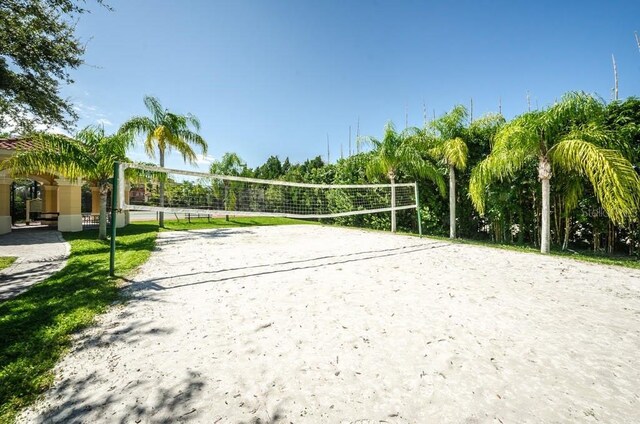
0,138,34,150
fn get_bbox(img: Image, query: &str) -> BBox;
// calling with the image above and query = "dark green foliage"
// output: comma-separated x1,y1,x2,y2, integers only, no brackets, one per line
0,0,108,132
239,98,640,258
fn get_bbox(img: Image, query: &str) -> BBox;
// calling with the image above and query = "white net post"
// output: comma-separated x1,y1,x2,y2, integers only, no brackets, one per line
391,180,396,232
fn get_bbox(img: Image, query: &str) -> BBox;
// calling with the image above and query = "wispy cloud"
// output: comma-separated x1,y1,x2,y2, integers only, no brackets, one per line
195,154,215,167
96,118,113,127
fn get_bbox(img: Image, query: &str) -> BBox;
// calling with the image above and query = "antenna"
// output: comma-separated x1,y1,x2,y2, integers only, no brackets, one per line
612,54,619,101
405,103,408,129
470,98,474,123
527,91,531,112
348,125,352,157
340,143,343,160
422,100,427,128
356,117,360,154
498,96,502,115
326,133,330,164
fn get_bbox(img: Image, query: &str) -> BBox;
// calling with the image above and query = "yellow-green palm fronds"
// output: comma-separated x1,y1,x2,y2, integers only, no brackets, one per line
549,138,640,224
469,147,535,215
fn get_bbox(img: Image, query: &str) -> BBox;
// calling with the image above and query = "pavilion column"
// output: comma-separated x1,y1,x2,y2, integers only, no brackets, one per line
90,186,101,215
56,177,83,232
42,184,59,213
0,172,12,235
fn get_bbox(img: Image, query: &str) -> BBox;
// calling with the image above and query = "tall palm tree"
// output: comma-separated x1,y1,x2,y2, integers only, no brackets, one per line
119,96,207,227
0,126,132,239
470,92,640,253
422,105,469,239
364,122,445,232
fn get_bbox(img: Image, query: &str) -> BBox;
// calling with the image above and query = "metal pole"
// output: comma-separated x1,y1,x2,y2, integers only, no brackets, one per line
415,182,422,238
109,162,119,277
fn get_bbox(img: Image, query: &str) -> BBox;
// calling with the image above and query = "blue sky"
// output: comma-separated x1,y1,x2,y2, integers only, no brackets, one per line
65,0,640,170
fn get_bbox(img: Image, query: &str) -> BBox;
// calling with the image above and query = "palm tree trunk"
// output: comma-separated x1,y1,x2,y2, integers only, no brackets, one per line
517,202,524,245
98,186,108,240
159,149,165,228
562,215,571,251
539,157,552,254
449,165,456,239
390,173,396,233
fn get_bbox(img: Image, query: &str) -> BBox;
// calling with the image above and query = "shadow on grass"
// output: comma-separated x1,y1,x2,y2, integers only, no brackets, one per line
0,223,158,423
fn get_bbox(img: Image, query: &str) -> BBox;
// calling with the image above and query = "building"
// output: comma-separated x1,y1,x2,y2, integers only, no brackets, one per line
0,137,128,235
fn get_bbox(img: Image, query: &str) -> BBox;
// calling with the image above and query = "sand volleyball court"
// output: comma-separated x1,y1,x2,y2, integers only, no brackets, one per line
19,225,640,423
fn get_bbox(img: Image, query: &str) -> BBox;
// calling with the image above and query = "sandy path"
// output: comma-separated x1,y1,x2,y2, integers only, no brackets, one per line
19,225,640,423
0,229,69,300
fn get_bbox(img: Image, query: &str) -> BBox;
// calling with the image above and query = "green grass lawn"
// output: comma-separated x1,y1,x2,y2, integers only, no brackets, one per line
0,217,309,423
0,258,16,271
410,232,640,270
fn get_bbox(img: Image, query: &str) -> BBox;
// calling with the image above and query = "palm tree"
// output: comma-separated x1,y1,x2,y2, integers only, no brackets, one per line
422,105,469,239
364,122,445,232
470,92,640,253
119,96,207,227
0,126,132,239
209,152,248,221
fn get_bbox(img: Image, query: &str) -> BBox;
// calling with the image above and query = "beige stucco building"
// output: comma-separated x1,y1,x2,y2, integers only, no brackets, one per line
0,138,127,235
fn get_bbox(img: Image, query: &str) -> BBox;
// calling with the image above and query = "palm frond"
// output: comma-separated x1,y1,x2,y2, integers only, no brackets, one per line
143,95,165,122
119,116,156,137
442,137,468,170
549,139,640,224
365,156,388,181
562,174,584,216
1,133,87,180
469,148,534,214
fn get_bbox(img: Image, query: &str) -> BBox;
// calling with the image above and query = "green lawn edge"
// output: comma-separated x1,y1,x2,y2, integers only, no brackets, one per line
0,258,17,271
383,228,640,270
0,217,309,423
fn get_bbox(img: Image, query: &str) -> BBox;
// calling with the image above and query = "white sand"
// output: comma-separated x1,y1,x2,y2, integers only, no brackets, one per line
19,225,640,423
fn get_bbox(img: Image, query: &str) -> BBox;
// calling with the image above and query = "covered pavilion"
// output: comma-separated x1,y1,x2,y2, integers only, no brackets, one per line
0,137,127,235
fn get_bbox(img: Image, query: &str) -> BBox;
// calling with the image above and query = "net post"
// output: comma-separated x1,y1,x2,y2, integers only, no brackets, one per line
109,162,120,277
414,182,422,238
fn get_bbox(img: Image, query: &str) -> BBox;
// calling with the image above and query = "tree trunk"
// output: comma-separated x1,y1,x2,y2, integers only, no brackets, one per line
389,173,396,233
539,157,552,254
608,221,614,254
99,187,108,240
518,202,524,245
159,149,165,228
562,215,570,251
449,165,456,239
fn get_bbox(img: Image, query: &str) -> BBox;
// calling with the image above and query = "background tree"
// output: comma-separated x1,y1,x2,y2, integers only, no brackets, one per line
422,105,469,238
470,92,640,253
0,0,109,132
254,155,284,180
209,152,248,220
364,122,445,232
0,126,132,239
119,95,207,227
